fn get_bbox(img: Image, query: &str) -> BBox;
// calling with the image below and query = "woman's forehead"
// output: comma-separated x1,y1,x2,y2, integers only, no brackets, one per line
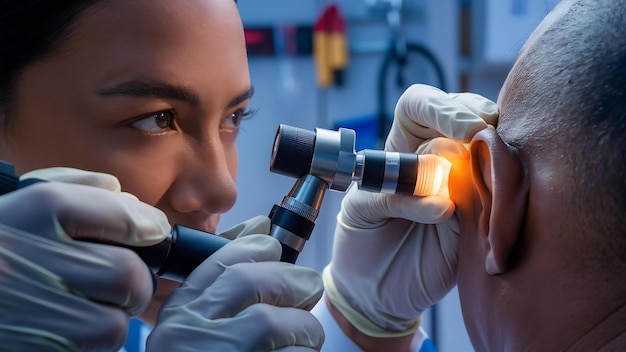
57,0,249,103
74,0,242,43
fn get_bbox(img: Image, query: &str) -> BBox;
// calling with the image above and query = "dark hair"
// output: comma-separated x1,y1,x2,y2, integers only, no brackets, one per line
498,0,626,272
0,0,103,128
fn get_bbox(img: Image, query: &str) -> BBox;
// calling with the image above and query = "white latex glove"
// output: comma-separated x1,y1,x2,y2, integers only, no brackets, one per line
323,84,498,337
0,167,171,351
147,218,325,352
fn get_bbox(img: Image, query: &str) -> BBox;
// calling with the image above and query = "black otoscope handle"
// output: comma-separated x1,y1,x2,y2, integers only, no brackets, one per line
0,161,231,281
0,161,315,282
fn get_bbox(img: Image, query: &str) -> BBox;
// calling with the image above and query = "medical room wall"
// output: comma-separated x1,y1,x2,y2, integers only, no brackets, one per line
219,1,557,351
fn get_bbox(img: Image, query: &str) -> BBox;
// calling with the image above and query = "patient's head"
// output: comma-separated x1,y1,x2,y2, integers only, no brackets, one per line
456,0,626,349
498,0,626,268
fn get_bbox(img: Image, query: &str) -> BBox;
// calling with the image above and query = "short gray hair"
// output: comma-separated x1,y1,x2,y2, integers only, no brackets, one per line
498,0,625,271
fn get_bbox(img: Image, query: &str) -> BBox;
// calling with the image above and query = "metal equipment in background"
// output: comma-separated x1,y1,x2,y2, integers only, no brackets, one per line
367,0,448,145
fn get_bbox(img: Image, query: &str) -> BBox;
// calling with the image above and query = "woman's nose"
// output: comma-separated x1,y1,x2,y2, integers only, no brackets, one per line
168,142,238,215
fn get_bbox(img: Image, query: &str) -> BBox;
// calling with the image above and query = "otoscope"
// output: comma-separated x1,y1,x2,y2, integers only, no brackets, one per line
0,124,449,282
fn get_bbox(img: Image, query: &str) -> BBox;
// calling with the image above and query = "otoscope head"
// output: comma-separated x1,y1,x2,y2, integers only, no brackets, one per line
271,124,451,198
271,124,356,192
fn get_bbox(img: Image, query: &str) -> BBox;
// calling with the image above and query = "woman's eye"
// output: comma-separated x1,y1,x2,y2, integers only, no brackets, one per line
221,109,256,132
131,111,175,132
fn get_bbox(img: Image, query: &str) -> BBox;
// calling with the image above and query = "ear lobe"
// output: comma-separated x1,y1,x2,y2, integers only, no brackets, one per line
470,126,529,275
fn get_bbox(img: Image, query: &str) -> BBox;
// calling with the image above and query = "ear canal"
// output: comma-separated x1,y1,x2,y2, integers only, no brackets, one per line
470,127,529,275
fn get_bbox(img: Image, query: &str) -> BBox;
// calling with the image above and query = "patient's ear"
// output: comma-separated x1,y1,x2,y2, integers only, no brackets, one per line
470,126,529,275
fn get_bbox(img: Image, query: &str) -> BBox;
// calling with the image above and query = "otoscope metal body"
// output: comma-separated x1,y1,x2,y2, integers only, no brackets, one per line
270,124,447,197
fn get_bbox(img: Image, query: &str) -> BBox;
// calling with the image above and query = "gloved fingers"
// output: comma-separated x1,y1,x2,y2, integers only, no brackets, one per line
1,314,128,352
399,84,494,141
0,303,129,351
382,194,454,224
1,227,154,316
0,329,75,352
274,347,321,352
328,219,461,329
449,92,499,126
53,183,170,246
218,215,271,240
362,222,460,315
236,305,324,351
339,186,454,228
185,261,323,319
0,247,132,350
150,304,324,352
0,182,170,246
20,167,122,192
20,167,140,201
168,234,282,303
387,84,493,153
413,221,460,308
150,235,324,351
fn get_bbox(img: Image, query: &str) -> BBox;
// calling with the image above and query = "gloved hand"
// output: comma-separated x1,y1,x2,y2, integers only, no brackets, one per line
0,167,170,351
147,218,325,352
323,84,498,337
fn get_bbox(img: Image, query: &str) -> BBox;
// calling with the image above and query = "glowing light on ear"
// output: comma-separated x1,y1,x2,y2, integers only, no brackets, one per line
415,154,452,197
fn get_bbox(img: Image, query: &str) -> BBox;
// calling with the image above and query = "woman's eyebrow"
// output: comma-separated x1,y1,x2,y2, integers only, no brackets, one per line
98,81,254,109
227,85,254,109
98,80,200,107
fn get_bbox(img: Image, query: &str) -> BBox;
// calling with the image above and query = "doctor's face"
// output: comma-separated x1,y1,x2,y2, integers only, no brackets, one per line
0,0,251,234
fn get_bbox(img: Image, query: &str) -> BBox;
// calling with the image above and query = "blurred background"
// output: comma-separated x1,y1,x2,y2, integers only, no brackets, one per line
220,1,559,351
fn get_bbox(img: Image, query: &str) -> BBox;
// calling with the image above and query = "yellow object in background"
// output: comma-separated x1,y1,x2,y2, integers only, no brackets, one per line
314,14,332,87
327,5,348,86
313,4,349,88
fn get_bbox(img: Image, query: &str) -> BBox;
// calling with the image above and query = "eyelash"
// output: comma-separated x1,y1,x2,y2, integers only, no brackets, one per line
129,108,257,134
225,108,257,130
